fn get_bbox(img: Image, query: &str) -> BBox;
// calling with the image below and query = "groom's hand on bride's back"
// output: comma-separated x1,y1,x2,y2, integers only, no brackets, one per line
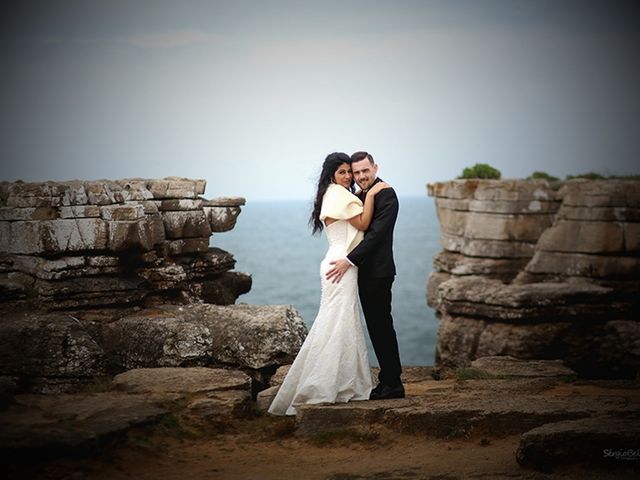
326,258,352,284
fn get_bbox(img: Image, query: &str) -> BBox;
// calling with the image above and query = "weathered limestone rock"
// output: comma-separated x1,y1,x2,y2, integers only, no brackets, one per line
185,390,252,419
203,197,246,232
470,356,575,378
516,416,640,470
435,315,640,378
0,219,109,255
432,250,529,281
294,391,635,438
270,364,292,387
427,179,640,379
102,304,307,371
0,312,105,393
0,393,170,456
0,305,306,393
161,210,211,239
428,180,560,261
0,365,255,458
0,179,275,392
111,366,254,423
0,178,248,311
256,385,280,412
201,271,252,305
432,276,617,322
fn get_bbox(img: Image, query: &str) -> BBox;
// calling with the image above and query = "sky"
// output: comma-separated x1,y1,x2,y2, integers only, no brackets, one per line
1,0,639,201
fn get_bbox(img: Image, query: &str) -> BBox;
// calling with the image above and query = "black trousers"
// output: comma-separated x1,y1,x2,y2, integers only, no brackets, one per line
358,276,402,387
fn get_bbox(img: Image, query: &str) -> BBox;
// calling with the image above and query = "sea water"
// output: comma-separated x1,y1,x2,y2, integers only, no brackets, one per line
212,196,442,366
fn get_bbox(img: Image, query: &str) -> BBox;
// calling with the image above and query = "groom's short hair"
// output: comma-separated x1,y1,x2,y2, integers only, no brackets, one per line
351,151,374,165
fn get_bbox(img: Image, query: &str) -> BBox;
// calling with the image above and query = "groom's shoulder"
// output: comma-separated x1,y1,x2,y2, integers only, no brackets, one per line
378,184,399,203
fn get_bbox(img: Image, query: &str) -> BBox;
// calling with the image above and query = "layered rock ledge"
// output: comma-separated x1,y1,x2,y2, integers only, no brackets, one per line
0,177,250,310
427,179,640,378
0,178,308,393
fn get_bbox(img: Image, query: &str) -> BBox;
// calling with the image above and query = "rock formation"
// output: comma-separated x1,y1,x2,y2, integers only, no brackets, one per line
0,177,250,309
0,178,308,393
427,179,640,379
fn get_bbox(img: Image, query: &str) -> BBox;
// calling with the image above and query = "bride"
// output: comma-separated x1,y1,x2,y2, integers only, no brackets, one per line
268,152,389,416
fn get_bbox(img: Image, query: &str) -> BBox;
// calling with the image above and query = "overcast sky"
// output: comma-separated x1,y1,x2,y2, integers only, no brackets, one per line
1,1,639,201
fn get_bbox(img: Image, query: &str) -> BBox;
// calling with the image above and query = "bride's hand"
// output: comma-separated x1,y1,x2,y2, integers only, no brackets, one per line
368,182,391,196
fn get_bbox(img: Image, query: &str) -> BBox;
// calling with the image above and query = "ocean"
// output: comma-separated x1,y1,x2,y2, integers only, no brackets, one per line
213,196,442,367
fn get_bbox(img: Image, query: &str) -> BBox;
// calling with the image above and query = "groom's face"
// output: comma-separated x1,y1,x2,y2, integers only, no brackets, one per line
352,158,378,191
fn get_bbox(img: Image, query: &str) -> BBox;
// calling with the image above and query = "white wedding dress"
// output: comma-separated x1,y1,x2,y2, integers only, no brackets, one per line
268,189,374,416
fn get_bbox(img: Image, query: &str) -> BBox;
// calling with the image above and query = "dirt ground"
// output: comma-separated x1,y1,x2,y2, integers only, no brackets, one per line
9,416,638,480
4,372,639,479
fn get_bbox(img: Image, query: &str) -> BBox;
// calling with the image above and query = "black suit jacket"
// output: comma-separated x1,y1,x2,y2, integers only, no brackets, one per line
347,177,399,278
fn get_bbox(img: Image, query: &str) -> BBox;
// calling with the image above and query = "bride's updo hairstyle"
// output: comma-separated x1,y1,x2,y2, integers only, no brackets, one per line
309,152,355,235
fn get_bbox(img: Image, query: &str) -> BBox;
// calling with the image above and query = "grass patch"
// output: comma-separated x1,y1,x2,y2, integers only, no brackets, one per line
307,428,380,447
455,368,498,381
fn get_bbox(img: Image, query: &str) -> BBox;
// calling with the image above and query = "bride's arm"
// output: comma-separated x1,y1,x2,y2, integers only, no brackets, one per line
348,182,389,231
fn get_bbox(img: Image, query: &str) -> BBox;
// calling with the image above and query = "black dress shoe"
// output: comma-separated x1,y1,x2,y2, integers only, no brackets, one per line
371,383,384,396
369,383,405,400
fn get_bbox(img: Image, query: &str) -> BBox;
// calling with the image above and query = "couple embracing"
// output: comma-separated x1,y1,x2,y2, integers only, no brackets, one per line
269,151,404,416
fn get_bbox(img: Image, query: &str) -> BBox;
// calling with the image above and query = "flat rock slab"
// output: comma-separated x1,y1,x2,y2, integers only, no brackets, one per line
295,391,638,439
470,356,576,378
516,415,640,470
112,367,250,394
452,378,559,395
185,390,252,419
0,392,171,456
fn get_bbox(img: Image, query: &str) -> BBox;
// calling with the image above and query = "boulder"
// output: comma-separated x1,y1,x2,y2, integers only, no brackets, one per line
0,312,105,392
256,385,280,412
516,416,640,470
103,304,307,371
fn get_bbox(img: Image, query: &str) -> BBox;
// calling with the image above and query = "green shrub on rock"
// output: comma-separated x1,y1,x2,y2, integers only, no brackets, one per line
566,172,606,180
527,171,559,181
458,163,501,179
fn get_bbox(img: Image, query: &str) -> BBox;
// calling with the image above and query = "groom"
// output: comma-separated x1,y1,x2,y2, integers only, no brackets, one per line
326,151,404,400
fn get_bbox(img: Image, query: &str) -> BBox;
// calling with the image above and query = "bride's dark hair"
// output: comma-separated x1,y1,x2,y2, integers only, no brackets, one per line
309,152,355,235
